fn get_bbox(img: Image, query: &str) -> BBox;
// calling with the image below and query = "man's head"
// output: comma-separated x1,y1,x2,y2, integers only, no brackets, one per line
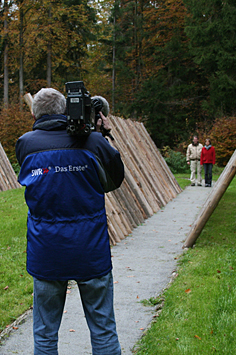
193,136,198,145
32,88,66,120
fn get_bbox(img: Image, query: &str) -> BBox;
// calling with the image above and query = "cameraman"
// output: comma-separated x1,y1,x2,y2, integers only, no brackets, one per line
15,88,124,355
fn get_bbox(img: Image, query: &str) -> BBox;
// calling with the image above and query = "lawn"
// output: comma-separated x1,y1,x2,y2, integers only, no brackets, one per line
0,187,33,334
135,176,236,354
0,165,232,353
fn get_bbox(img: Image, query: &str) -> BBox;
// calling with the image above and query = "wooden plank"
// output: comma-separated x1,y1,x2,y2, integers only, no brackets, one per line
183,150,236,248
0,143,20,191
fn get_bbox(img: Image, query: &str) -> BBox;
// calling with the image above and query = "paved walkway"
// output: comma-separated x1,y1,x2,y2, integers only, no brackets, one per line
0,184,211,354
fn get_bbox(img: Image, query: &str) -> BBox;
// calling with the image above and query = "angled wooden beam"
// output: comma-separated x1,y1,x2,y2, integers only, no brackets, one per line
183,150,236,248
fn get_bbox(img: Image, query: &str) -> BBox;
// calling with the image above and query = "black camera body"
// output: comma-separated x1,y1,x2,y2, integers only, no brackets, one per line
65,81,93,136
65,81,113,139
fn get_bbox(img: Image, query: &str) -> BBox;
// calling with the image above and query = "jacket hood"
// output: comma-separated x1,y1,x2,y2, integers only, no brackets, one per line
33,114,67,131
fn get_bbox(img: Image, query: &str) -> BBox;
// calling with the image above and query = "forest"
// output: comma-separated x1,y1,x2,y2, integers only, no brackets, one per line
0,0,236,166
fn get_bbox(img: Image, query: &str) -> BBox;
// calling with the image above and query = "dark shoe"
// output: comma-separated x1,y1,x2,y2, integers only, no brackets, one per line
205,184,209,187
191,183,195,186
197,183,202,186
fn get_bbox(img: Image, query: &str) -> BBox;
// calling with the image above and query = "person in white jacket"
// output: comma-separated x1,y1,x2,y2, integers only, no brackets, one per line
186,136,203,186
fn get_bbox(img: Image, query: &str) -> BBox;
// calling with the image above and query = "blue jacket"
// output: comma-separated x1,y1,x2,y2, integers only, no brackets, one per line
16,115,124,281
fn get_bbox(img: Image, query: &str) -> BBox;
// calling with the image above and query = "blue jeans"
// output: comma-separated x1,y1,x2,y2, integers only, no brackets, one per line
203,163,213,186
33,272,121,355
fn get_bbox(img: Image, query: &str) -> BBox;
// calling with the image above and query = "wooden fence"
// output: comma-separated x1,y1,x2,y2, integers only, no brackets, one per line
0,118,182,245
0,142,20,191
106,116,182,244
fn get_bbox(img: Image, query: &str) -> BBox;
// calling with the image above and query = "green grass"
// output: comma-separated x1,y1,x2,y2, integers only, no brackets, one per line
175,174,191,190
0,187,33,333
0,165,230,345
135,177,236,354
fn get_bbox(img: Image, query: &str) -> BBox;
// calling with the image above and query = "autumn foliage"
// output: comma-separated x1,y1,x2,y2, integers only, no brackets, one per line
1,0,236,165
0,105,33,165
208,117,236,166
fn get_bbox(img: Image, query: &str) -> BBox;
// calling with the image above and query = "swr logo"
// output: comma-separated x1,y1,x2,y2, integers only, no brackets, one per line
32,168,49,177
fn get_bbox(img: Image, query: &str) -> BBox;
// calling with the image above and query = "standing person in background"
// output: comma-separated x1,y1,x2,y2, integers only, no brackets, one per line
186,135,203,186
200,138,216,187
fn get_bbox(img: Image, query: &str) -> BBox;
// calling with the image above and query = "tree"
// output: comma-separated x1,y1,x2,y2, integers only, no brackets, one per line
82,0,115,104
130,0,207,147
184,0,236,117
0,0,98,166
3,0,9,107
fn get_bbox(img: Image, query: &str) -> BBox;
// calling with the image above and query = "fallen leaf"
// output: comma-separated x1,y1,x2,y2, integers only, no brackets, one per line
127,275,134,278
64,310,67,314
66,290,71,294
69,329,75,332
136,295,139,299
4,286,9,290
140,328,144,330
194,335,201,340
13,326,18,330
185,288,191,294
114,281,119,284
217,270,221,273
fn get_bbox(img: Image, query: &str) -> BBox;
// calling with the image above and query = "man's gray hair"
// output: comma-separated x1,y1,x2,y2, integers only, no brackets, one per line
32,88,66,120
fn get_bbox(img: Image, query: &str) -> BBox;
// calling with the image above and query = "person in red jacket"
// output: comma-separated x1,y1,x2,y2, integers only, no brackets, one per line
200,138,216,187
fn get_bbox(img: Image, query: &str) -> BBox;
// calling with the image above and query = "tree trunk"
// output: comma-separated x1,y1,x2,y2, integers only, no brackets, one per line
4,0,8,108
47,5,52,87
19,5,24,110
47,42,52,87
112,16,116,112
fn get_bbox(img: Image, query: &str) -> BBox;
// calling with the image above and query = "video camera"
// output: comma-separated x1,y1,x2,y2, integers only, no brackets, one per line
65,81,113,139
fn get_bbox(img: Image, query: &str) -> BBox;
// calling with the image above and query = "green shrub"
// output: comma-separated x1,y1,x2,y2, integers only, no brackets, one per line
11,162,21,176
162,146,189,174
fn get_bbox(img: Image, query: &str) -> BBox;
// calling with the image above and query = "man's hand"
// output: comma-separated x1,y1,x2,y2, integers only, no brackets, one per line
96,112,112,133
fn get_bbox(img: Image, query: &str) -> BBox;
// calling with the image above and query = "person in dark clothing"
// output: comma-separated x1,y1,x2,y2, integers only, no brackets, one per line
200,138,216,187
15,88,124,355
